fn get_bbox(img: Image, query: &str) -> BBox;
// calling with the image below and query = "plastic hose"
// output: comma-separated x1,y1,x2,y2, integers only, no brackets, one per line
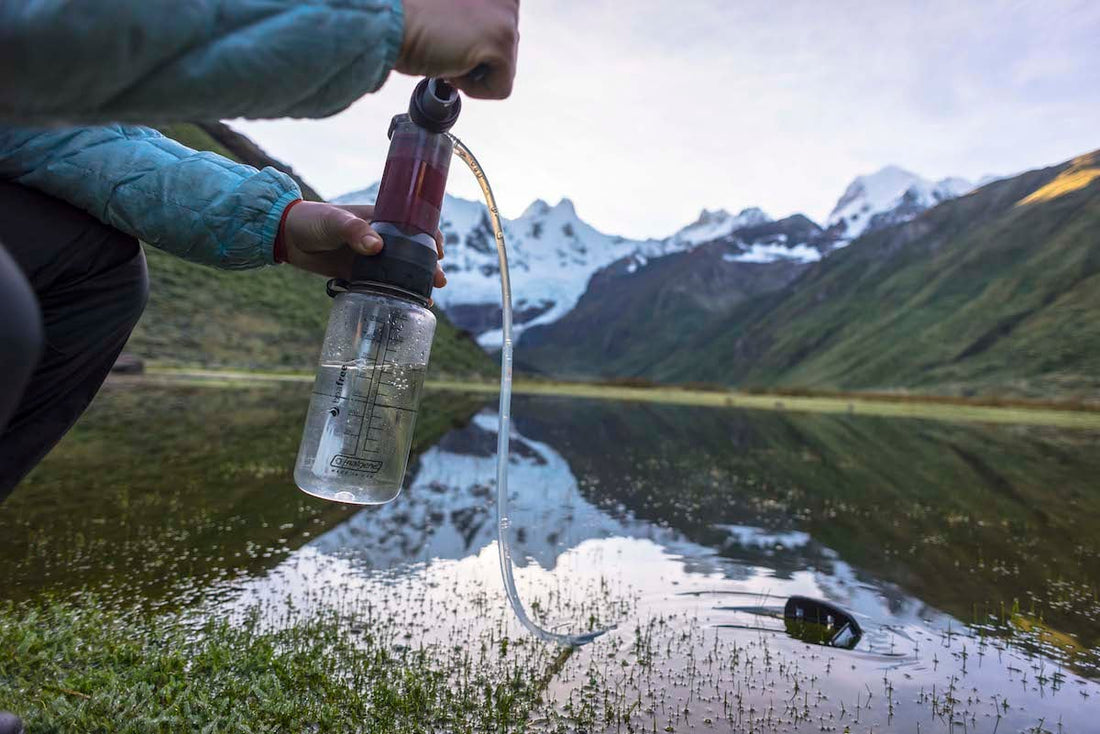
448,135,609,647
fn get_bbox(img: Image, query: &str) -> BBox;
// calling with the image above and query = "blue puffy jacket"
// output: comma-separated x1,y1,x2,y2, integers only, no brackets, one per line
0,0,405,268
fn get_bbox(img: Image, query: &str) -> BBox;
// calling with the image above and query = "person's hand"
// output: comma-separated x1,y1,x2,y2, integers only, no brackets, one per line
280,201,446,288
396,0,519,100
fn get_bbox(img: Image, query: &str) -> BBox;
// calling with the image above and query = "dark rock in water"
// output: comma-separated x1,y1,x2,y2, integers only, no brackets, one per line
783,595,862,649
0,711,24,734
111,353,145,374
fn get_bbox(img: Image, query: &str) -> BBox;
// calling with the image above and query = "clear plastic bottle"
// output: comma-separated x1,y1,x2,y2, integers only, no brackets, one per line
295,285,436,505
294,78,458,505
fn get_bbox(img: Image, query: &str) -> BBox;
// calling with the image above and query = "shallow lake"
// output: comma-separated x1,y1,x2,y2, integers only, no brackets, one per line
3,381,1098,732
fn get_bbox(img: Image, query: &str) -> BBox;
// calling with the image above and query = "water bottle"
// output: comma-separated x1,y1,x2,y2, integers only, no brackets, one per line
294,78,461,504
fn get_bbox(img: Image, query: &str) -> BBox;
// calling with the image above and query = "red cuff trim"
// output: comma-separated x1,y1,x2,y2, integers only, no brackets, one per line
273,198,304,264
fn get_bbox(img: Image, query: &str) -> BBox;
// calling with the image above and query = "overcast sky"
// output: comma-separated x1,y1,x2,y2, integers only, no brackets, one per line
235,0,1100,239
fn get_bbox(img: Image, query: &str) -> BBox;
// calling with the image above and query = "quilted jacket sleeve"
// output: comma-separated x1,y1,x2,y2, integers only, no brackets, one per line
0,0,404,124
0,125,301,269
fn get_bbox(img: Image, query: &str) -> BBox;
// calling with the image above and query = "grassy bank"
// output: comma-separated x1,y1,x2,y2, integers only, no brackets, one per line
0,598,546,733
135,367,1100,429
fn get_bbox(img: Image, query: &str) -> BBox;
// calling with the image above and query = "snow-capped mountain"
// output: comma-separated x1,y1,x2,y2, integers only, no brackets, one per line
826,166,975,241
335,164,975,347
665,207,772,249
335,185,667,347
516,213,830,377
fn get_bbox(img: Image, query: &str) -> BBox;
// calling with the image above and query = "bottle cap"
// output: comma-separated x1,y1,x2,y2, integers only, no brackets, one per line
349,229,436,304
408,78,462,133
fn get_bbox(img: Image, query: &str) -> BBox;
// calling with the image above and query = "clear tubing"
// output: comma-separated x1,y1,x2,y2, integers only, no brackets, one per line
448,135,609,647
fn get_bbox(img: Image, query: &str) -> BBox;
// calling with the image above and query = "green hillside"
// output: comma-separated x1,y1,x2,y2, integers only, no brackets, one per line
518,216,815,379
657,150,1100,401
125,124,493,378
521,149,1099,403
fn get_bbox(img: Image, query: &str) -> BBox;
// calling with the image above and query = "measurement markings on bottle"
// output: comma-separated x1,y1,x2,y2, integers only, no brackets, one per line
351,317,388,459
310,311,420,471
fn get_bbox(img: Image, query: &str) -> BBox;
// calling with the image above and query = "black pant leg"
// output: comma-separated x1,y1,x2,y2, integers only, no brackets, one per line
0,182,149,500
0,244,45,435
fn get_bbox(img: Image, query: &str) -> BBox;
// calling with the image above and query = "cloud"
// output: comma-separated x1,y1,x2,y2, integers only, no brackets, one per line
234,0,1100,239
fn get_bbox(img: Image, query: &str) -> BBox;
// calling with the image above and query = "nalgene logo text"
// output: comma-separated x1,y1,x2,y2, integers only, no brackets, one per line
330,454,383,475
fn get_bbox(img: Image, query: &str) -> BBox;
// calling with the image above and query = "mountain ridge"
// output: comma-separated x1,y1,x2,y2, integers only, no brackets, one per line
334,160,974,348
520,149,1100,401
825,165,978,241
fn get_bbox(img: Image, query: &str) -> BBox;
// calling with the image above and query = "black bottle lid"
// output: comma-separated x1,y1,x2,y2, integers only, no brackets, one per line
348,231,436,304
408,78,462,133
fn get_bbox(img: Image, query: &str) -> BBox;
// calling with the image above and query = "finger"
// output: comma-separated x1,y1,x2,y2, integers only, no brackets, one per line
434,229,445,260
331,209,382,256
433,263,447,288
449,38,518,100
337,204,376,220
451,67,515,100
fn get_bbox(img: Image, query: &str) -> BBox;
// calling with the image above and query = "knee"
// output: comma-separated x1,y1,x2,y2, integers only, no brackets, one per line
107,233,150,328
0,257,44,383
125,241,150,323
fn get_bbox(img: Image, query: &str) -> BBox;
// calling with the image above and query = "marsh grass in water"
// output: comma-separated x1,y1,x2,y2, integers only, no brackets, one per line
0,597,547,733
3,383,1099,732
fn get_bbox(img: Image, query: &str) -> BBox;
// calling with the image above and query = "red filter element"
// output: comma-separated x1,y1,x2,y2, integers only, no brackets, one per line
373,130,452,237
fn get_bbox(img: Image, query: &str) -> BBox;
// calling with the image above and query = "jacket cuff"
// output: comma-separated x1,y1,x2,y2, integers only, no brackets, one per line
380,0,405,84
263,189,305,264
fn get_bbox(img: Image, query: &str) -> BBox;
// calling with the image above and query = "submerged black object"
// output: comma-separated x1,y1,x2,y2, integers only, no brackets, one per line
0,712,24,734
783,595,862,650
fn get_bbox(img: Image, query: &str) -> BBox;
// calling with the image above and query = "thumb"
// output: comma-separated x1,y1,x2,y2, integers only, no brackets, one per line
448,62,515,100
320,206,383,256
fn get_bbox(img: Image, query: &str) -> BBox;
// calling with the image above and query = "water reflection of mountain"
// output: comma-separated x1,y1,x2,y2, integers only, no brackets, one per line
314,412,847,583
511,397,1100,660
313,413,681,570
311,409,949,643
314,396,1100,672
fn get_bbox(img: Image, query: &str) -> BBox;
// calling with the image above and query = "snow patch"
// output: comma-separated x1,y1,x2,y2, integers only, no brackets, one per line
716,524,812,549
669,207,772,248
723,243,821,264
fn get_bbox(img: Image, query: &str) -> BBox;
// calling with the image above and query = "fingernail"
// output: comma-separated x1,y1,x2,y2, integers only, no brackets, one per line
361,234,382,252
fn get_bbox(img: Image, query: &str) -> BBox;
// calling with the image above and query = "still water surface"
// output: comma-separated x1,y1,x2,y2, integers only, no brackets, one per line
2,382,1098,731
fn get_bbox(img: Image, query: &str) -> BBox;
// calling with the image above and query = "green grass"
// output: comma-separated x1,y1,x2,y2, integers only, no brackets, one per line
133,368,1100,429
430,378,1100,428
0,598,544,733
